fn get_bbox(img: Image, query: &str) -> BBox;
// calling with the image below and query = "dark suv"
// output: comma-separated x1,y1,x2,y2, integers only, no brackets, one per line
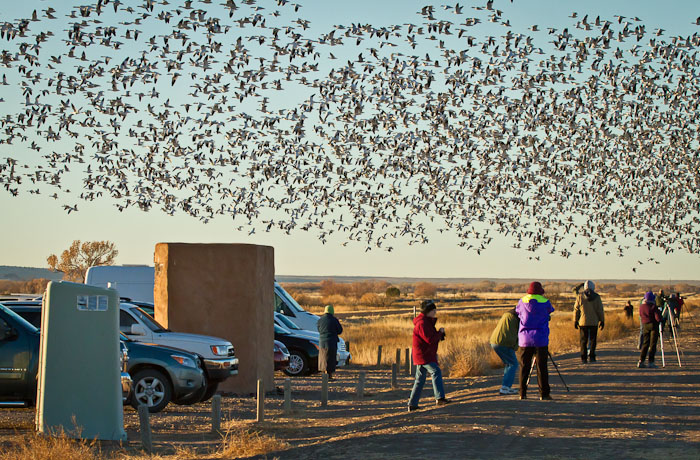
4,302,206,413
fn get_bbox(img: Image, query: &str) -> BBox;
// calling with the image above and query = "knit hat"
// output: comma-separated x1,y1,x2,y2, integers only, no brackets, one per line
584,280,595,291
420,300,437,315
527,281,544,295
324,305,334,315
644,291,656,304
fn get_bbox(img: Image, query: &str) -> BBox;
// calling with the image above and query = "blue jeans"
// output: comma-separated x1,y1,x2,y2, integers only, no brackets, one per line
491,344,518,388
408,362,445,407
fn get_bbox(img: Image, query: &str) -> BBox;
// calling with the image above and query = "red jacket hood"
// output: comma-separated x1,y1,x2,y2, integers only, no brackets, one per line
414,313,438,326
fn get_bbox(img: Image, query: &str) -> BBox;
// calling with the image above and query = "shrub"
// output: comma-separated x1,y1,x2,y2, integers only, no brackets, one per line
414,282,437,298
385,286,401,298
219,425,290,458
359,293,394,308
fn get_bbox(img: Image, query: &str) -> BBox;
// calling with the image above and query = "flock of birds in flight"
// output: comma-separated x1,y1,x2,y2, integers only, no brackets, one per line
0,0,699,268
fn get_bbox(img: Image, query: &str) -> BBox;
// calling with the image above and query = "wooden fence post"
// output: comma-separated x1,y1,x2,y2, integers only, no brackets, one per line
356,371,366,399
376,345,383,366
391,363,398,389
256,378,265,422
404,348,411,375
137,404,152,454
395,348,401,368
283,378,292,415
211,394,222,433
321,373,329,407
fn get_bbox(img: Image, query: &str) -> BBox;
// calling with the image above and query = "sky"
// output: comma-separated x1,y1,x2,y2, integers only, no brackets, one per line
1,0,699,281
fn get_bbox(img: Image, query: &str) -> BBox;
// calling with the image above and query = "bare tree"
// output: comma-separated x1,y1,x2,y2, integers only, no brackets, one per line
47,240,118,282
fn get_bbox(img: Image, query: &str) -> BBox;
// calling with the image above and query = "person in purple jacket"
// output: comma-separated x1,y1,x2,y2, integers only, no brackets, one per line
516,281,555,400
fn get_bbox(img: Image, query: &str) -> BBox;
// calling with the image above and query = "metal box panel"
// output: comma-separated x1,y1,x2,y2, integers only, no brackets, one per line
36,281,125,440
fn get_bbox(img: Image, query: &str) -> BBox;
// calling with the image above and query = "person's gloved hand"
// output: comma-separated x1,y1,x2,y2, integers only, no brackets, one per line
574,322,578,329
599,322,604,330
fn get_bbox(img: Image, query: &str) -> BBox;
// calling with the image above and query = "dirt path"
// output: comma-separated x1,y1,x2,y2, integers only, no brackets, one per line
263,323,700,460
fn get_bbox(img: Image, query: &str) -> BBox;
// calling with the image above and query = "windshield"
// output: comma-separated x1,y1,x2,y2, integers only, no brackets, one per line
0,304,39,334
129,306,169,333
275,286,304,313
275,313,301,330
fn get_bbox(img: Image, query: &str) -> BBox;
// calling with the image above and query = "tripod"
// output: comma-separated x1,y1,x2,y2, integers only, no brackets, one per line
659,323,665,367
668,313,683,367
526,351,570,392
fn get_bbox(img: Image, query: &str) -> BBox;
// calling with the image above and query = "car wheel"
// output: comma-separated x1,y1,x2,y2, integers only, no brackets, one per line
130,368,172,413
198,382,220,402
284,350,309,376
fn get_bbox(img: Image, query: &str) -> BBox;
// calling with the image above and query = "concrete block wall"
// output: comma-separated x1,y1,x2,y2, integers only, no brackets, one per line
153,243,274,394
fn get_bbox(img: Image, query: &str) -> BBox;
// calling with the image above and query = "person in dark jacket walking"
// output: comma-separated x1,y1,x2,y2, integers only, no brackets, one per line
317,305,343,380
408,300,450,411
573,280,605,363
638,292,662,369
516,282,555,400
490,308,520,395
624,301,634,320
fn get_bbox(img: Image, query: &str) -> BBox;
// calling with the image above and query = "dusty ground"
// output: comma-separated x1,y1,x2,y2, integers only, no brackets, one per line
1,321,699,459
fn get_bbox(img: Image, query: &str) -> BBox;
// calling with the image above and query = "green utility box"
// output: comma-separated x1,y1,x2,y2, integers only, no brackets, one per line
36,281,126,441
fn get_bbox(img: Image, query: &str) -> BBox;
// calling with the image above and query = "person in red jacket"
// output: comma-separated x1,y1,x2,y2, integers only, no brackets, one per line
408,300,450,411
638,291,662,368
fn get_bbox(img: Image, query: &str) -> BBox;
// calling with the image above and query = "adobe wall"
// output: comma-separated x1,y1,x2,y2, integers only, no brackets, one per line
153,243,274,394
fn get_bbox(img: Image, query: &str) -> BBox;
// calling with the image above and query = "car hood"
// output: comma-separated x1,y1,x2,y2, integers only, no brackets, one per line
128,340,199,358
156,331,231,346
287,329,320,341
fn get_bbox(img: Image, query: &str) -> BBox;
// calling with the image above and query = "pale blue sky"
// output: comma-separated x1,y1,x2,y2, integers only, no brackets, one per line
1,1,699,281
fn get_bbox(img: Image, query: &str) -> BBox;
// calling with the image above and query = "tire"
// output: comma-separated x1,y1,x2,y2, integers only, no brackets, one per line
199,382,219,402
284,350,309,376
130,368,172,413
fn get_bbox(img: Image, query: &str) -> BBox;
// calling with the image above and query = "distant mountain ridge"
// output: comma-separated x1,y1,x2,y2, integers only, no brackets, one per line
276,275,700,285
0,266,63,281
1,266,697,285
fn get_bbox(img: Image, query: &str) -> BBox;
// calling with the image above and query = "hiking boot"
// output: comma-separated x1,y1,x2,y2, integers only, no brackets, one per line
637,361,646,368
581,359,587,364
436,398,451,406
408,406,419,412
648,362,657,368
499,387,519,395
519,394,527,400
589,357,596,363
540,394,553,401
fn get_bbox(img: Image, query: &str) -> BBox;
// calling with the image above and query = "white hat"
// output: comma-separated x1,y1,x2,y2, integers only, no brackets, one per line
584,280,595,291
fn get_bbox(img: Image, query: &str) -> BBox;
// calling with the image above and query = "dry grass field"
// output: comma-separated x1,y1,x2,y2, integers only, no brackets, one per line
1,281,699,459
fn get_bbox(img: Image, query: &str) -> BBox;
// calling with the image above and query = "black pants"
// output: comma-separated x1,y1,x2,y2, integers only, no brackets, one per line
519,346,550,398
579,326,598,361
639,323,659,363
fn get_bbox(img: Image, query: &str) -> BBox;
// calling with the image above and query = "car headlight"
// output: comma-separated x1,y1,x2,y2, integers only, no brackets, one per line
171,354,197,368
211,345,229,356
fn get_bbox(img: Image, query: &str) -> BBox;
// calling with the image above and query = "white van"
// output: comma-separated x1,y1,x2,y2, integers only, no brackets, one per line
85,265,155,303
274,282,320,331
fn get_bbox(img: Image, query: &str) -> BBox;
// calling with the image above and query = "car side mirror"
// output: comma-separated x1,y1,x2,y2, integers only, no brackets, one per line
130,324,147,336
